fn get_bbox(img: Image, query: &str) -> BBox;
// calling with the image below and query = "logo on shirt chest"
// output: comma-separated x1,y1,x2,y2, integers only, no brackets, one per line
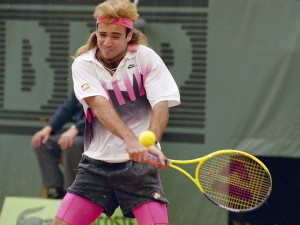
128,64,137,69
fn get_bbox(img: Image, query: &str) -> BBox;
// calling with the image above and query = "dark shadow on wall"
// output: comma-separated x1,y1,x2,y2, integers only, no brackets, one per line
229,156,300,225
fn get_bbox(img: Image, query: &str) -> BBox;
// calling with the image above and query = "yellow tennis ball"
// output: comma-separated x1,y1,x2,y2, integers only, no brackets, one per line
139,131,156,147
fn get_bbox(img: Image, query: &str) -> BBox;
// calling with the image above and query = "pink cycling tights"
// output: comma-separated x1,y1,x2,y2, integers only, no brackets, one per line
56,193,168,225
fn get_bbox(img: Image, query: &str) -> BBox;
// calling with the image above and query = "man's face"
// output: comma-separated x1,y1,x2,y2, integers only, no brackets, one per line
96,23,132,60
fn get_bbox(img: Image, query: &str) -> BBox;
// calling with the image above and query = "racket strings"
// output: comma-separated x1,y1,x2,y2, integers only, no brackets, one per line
208,158,268,210
212,160,268,210
198,153,271,211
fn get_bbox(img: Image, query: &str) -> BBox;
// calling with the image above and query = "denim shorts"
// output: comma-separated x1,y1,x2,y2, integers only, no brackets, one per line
68,154,168,218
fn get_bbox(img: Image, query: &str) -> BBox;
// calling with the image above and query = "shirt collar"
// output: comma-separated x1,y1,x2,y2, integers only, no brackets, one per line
79,47,97,62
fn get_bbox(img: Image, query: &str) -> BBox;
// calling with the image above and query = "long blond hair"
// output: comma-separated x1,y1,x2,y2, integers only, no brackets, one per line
73,0,147,58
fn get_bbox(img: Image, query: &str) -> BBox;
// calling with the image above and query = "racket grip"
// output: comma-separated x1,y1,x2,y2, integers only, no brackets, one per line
148,153,169,165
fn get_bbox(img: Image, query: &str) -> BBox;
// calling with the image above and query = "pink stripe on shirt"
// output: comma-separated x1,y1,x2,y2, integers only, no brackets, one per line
86,108,96,123
133,68,145,96
141,65,153,87
123,73,136,101
112,79,125,105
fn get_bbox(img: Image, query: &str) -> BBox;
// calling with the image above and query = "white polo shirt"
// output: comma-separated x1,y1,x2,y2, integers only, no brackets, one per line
72,44,180,162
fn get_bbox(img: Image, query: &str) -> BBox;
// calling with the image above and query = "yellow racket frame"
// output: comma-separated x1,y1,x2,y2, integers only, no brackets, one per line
166,149,272,211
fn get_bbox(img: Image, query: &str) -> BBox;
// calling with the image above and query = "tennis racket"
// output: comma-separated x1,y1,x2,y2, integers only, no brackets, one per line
148,149,272,212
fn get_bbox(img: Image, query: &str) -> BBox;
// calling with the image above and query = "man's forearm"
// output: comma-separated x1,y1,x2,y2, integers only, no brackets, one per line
149,101,169,142
84,95,137,143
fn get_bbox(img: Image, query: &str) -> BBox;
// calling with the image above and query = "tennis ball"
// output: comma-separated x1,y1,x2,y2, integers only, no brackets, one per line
139,131,156,147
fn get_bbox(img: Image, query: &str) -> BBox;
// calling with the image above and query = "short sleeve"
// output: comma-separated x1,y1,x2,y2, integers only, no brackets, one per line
72,58,109,106
137,46,181,108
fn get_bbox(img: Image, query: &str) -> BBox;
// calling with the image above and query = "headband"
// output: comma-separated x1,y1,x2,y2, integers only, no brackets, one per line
96,17,133,29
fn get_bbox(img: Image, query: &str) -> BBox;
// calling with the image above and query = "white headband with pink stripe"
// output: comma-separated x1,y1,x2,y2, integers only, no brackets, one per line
96,17,133,29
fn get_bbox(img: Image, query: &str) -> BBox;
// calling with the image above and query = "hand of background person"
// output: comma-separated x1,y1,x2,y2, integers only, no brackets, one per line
57,126,79,150
31,125,52,148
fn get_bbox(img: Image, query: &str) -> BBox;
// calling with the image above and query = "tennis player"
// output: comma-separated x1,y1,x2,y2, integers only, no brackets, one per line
52,0,180,224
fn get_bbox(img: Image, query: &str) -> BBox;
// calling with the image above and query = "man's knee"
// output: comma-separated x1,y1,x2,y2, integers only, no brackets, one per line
52,217,71,225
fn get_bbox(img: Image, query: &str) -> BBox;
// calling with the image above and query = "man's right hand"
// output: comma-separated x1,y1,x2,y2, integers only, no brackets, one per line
125,137,166,169
31,125,52,148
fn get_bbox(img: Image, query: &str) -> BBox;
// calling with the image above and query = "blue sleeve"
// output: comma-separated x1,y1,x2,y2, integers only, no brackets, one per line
74,104,85,135
48,91,85,134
